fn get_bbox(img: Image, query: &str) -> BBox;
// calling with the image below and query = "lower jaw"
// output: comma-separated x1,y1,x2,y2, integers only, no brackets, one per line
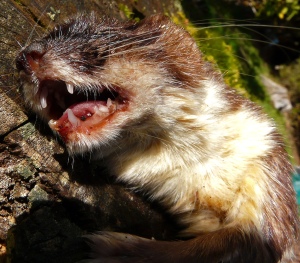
47,99,128,141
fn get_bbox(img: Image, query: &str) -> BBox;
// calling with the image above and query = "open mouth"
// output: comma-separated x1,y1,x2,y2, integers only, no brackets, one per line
37,80,129,141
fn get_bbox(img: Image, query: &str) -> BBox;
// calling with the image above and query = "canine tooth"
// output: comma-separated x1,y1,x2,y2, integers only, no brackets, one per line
66,83,74,94
107,98,112,108
98,105,109,113
48,119,57,129
41,97,47,108
66,109,80,127
40,87,48,108
93,106,98,113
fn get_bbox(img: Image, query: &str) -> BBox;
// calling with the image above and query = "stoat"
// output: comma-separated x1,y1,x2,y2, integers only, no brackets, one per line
16,14,299,262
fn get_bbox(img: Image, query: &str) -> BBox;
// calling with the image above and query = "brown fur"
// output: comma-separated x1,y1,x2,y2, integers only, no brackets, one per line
16,14,299,263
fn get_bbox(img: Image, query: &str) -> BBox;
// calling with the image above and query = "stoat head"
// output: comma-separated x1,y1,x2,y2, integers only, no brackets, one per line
16,14,207,155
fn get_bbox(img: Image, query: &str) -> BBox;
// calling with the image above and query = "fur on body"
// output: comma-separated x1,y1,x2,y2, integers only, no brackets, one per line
16,14,299,262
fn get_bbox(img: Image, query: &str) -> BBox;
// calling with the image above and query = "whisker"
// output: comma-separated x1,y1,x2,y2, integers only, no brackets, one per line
195,23,300,32
24,3,51,47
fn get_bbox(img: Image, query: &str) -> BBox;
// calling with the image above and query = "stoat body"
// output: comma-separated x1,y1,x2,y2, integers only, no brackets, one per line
16,14,299,262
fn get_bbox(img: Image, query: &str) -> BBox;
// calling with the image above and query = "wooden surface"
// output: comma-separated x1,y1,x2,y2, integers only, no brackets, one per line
0,1,179,262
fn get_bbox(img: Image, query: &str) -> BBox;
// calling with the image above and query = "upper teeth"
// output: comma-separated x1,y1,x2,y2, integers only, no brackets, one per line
40,86,48,108
107,98,112,108
66,83,74,94
40,83,75,109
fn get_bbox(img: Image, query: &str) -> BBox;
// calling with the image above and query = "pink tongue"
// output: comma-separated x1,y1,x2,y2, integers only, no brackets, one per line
55,101,107,126
68,101,106,117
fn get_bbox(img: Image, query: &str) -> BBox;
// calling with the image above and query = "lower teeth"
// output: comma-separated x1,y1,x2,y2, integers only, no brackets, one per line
98,105,109,113
66,109,80,127
48,119,57,129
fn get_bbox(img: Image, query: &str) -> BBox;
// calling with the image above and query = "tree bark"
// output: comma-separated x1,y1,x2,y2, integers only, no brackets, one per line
0,1,179,262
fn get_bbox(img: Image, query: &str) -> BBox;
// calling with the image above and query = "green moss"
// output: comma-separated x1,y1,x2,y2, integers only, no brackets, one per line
118,4,134,19
20,122,36,141
16,163,33,180
28,184,49,205
278,59,300,158
118,3,144,22
171,1,260,97
179,0,293,158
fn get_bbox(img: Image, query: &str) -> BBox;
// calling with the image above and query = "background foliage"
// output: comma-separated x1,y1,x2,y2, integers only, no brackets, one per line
176,0,300,163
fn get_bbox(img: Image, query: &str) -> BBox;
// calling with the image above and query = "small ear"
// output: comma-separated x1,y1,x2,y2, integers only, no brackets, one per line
144,15,208,87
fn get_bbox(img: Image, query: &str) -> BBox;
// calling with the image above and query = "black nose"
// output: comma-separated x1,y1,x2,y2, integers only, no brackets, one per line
16,41,46,74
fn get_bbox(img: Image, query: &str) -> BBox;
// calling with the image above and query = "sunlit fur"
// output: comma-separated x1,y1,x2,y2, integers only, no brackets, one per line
18,14,299,262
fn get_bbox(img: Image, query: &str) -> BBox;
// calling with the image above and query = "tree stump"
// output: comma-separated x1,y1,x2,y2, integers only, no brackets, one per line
0,1,180,262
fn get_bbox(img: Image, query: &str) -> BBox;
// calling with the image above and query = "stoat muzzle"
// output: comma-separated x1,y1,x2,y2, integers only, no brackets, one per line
16,14,299,263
